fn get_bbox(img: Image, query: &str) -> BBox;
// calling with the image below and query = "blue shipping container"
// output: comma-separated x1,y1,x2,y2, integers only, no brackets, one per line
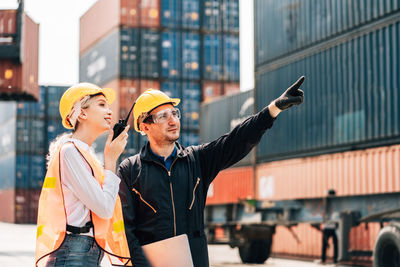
162,31,200,79
30,155,45,189
222,35,239,81
15,155,30,189
255,0,400,65
203,0,239,32
162,0,200,29
256,20,400,161
180,131,199,147
45,86,70,119
182,82,201,130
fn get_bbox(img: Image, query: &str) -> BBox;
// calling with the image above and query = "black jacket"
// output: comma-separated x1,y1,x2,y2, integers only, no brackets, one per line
117,106,275,267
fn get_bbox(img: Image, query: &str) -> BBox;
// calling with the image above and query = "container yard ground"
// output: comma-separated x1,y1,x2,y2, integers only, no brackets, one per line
0,222,363,267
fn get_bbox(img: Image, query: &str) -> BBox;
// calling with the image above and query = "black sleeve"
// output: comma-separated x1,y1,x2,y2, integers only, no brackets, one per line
117,159,151,267
196,106,275,185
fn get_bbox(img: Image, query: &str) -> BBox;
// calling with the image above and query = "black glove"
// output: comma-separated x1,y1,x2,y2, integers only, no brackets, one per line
274,76,305,110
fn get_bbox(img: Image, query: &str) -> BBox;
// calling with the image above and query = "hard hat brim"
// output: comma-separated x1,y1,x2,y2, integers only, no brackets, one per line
61,86,116,129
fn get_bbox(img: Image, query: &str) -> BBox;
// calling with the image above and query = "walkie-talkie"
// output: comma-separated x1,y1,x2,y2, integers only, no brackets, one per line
112,101,135,140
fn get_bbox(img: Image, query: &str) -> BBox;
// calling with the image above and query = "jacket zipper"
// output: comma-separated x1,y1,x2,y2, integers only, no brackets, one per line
131,188,157,213
153,157,179,236
189,177,200,210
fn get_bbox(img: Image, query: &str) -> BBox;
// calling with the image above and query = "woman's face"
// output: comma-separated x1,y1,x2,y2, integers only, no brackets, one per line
81,94,113,133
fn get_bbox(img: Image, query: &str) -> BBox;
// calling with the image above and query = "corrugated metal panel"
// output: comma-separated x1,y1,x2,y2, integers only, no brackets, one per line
203,34,222,80
120,28,160,79
162,0,200,29
46,119,68,150
0,10,17,36
0,189,15,222
255,0,400,65
200,90,254,166
206,166,254,205
182,32,200,79
20,14,39,100
181,82,201,130
161,81,182,100
161,31,180,79
80,28,119,86
180,131,199,147
15,188,41,223
0,60,22,95
0,155,15,190
15,154,29,189
256,21,400,161
79,0,120,55
0,101,16,124
203,0,239,32
272,222,380,261
120,0,160,28
222,35,239,81
256,145,400,201
30,155,45,189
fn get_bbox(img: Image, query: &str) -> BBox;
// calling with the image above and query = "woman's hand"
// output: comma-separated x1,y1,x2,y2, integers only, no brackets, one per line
104,125,129,173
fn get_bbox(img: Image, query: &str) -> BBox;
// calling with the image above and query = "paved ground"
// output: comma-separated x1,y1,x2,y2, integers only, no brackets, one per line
0,222,354,267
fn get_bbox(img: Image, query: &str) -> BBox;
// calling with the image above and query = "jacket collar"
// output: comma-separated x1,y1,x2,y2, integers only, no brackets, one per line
140,141,188,162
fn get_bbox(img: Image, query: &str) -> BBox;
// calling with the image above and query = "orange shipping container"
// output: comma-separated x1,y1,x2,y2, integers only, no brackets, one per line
272,223,381,261
0,14,39,100
102,79,160,126
80,0,160,55
256,145,400,200
223,82,240,96
202,81,223,103
0,10,17,37
0,189,15,223
206,166,254,205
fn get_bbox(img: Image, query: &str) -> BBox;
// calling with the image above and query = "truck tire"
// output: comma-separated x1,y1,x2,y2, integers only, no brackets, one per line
373,222,400,267
238,239,272,264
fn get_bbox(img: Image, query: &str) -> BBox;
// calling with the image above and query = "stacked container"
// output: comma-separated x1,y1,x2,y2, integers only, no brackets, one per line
0,6,39,101
0,85,71,223
79,0,240,153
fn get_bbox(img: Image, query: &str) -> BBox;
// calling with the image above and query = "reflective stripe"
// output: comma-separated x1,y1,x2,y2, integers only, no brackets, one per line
37,225,44,239
113,220,125,233
43,177,56,188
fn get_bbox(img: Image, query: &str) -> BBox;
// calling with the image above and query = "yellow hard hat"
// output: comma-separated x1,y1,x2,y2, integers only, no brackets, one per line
134,89,180,132
59,82,116,129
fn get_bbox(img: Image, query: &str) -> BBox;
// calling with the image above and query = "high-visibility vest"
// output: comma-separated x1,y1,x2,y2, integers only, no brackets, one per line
35,142,132,266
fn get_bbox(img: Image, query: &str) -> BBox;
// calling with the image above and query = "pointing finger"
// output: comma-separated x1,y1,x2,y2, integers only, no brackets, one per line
288,76,305,93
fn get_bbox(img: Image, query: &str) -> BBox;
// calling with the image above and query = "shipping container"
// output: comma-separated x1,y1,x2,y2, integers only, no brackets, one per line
80,28,160,85
0,189,15,222
44,85,70,119
223,82,240,96
161,31,200,79
203,0,239,32
80,0,160,54
200,90,254,166
206,166,254,205
256,144,400,201
161,0,200,29
161,81,200,130
255,0,400,65
271,223,380,261
0,10,17,37
256,20,400,162
203,34,239,81
0,115,16,156
46,119,70,150
15,188,40,223
0,154,16,190
202,81,223,102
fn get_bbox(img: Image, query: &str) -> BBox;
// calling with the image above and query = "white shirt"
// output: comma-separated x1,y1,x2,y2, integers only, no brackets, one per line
59,138,120,235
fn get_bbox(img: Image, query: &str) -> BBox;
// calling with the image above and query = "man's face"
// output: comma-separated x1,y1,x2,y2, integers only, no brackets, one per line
141,104,180,145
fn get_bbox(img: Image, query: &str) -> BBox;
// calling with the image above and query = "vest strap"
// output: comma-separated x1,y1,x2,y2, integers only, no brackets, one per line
66,221,93,234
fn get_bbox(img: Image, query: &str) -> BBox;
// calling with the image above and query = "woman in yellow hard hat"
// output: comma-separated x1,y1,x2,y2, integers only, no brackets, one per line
35,83,132,267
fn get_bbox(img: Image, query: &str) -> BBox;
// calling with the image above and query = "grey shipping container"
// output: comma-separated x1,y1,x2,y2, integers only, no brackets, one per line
80,27,160,86
0,154,16,190
200,90,255,166
255,0,400,65
255,19,400,162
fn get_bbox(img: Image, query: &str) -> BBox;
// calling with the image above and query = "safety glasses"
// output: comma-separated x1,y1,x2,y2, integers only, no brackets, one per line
143,108,181,124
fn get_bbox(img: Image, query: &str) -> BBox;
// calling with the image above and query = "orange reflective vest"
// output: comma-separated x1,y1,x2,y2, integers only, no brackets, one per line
35,142,131,266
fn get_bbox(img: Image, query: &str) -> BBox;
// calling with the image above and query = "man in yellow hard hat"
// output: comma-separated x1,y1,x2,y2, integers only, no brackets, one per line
118,77,305,267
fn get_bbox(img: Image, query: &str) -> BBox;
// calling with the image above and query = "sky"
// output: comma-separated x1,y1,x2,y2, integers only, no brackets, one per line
1,0,254,91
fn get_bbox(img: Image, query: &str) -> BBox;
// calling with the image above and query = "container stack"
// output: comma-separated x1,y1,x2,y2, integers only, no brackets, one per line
0,2,39,101
79,0,239,152
0,85,70,223
201,0,400,263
